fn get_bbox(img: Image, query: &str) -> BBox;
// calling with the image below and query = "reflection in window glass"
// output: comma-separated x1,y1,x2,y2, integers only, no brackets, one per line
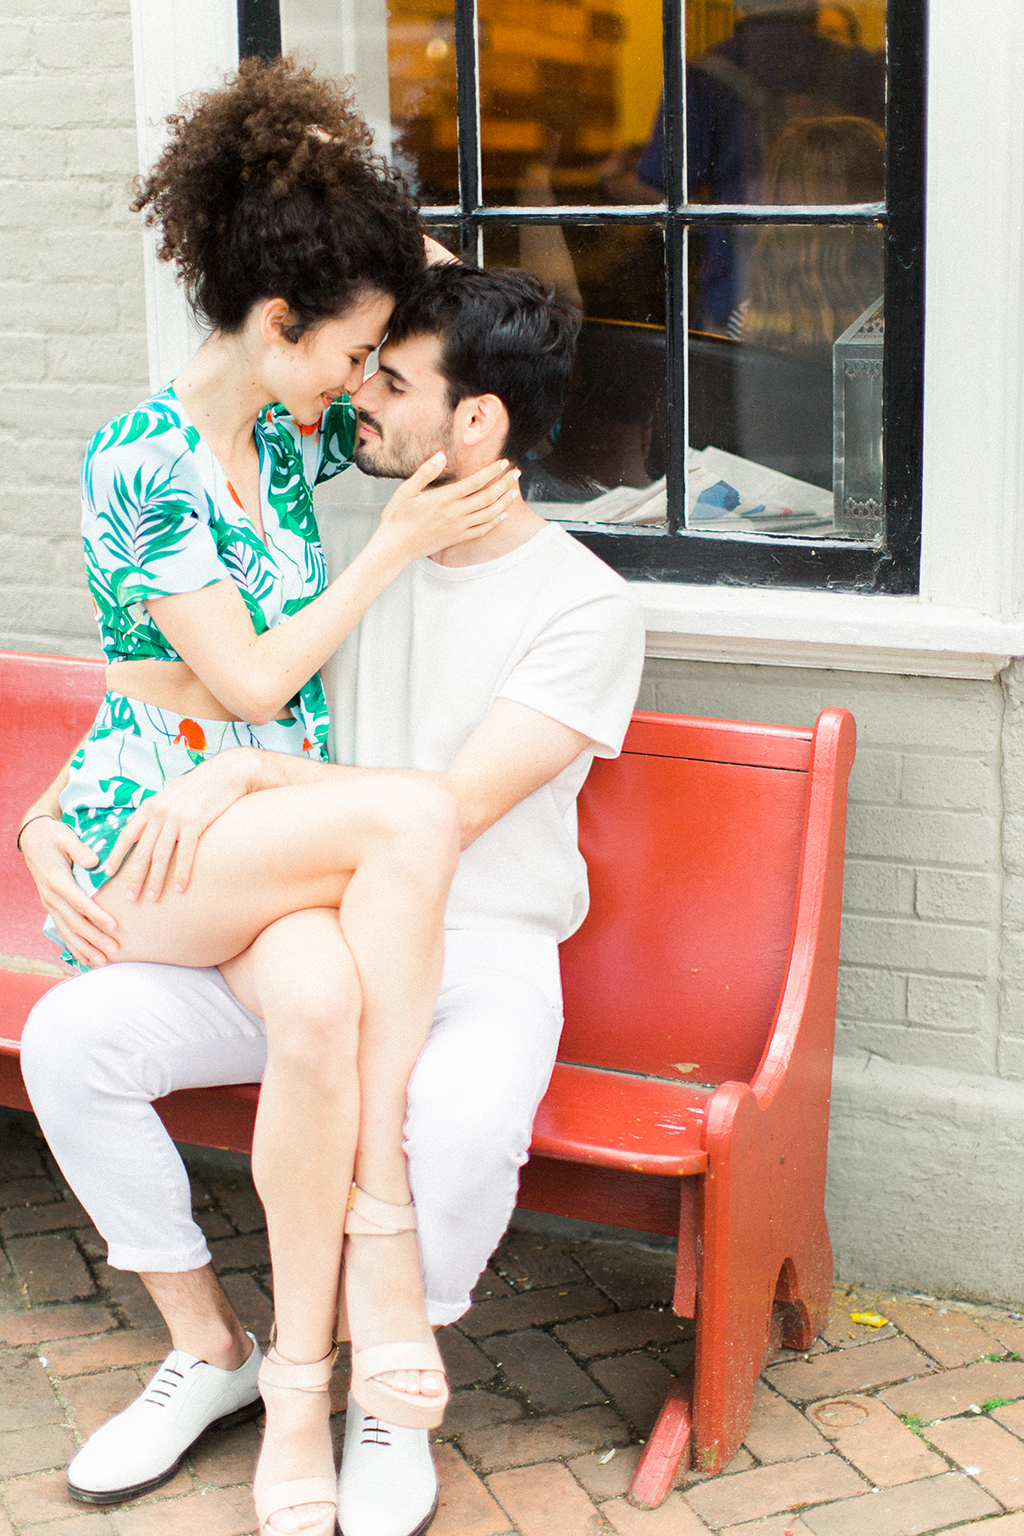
283,0,461,206
687,221,884,538
279,1,396,162
279,0,896,554
478,0,663,209
485,224,667,527
387,1,458,204
617,2,887,328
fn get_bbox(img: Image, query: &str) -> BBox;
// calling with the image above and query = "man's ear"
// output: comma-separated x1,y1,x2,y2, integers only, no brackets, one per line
454,392,508,450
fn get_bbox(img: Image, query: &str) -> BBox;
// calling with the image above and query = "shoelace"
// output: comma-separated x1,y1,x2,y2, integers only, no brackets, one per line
360,1416,392,1447
142,1361,194,1407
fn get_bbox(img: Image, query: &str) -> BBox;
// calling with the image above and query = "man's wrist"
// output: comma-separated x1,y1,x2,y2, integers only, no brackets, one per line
233,746,317,794
231,746,276,795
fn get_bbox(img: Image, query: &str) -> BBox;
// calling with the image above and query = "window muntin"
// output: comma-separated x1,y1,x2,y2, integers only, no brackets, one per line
253,0,924,594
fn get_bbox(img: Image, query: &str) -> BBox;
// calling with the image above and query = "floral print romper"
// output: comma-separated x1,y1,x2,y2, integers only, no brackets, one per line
52,384,357,964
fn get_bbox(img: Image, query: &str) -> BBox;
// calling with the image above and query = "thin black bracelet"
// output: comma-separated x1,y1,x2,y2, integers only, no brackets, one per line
15,813,55,854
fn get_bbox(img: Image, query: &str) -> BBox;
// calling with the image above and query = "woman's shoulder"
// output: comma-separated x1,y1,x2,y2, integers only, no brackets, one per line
83,387,201,482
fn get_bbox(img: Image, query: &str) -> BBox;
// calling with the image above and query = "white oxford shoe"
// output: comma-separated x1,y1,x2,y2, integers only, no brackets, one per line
67,1332,263,1503
337,1394,439,1536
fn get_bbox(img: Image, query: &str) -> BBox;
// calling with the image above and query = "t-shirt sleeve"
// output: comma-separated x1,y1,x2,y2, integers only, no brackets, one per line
497,587,646,758
81,430,226,612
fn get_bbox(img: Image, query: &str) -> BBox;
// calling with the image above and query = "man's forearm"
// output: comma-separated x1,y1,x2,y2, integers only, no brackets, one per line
231,746,366,795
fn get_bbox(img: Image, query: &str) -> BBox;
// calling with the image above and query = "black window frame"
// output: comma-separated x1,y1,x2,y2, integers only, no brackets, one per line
239,0,926,594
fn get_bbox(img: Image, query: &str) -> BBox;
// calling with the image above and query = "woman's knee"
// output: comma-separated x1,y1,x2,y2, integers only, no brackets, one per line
260,966,361,1079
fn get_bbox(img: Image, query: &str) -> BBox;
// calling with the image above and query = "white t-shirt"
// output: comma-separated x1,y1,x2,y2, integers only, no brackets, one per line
318,504,646,941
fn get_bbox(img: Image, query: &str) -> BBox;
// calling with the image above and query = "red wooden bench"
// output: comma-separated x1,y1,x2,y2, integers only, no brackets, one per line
0,648,855,1508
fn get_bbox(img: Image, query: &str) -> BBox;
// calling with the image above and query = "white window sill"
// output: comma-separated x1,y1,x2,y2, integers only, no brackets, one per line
634,583,1024,678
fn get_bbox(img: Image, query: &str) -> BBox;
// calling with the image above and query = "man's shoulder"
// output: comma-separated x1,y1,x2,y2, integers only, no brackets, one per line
532,522,636,598
522,525,645,646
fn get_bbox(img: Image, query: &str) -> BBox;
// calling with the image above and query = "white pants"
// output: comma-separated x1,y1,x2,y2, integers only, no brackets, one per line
21,929,563,1326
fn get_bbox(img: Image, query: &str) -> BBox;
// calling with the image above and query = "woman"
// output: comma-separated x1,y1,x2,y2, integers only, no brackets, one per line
729,115,885,350
34,59,517,1536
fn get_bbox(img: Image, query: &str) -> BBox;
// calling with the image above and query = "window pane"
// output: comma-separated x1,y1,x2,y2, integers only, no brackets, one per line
484,222,668,527
478,0,664,209
681,2,886,328
687,221,884,540
387,1,458,204
278,0,458,205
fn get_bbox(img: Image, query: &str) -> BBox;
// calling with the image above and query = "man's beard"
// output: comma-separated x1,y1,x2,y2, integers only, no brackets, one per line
353,411,458,484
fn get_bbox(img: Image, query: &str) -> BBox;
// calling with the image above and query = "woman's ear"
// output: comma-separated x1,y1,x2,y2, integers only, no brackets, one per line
258,298,297,347
456,392,508,448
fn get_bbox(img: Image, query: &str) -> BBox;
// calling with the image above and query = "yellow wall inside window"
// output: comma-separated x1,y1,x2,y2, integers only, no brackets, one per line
618,1,665,148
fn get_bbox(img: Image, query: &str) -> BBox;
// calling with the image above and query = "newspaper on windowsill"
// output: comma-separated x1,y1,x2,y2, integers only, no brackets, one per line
527,446,835,536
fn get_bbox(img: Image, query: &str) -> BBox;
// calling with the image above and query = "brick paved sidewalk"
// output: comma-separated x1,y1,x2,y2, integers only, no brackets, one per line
3,1109,1024,1536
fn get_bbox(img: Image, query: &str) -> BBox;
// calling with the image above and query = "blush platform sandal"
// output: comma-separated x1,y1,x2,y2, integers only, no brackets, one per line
344,1185,449,1430
254,1345,337,1536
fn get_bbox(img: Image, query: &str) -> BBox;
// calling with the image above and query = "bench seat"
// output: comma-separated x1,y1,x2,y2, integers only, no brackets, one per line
532,1061,710,1176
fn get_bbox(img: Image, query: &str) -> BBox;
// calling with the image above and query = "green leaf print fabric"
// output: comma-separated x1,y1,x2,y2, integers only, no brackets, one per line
80,384,358,756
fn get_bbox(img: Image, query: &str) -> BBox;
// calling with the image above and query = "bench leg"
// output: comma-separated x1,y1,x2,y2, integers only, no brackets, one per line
628,1363,694,1508
774,1229,833,1352
691,1083,773,1474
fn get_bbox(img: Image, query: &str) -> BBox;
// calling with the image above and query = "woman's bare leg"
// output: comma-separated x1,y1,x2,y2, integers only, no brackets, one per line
223,909,362,1536
98,774,458,975
101,775,458,1457
225,910,362,1359
104,771,457,1380
337,835,448,1405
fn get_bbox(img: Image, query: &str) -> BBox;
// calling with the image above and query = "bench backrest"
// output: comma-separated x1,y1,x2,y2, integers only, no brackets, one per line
1,651,105,961
559,711,813,1087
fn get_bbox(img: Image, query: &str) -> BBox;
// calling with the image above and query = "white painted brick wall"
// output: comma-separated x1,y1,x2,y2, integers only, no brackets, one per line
0,0,148,659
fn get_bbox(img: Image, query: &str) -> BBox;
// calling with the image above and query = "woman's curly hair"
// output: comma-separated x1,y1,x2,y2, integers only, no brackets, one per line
132,57,425,337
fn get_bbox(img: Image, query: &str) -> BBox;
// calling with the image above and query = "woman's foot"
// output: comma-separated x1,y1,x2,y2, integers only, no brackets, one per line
253,1346,337,1536
343,1186,448,1428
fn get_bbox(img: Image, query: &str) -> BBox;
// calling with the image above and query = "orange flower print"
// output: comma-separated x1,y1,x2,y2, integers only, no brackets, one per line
302,738,314,752
226,480,245,510
298,414,323,437
174,718,207,752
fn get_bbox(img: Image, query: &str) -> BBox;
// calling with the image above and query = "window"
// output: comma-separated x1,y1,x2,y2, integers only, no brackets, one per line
245,0,925,594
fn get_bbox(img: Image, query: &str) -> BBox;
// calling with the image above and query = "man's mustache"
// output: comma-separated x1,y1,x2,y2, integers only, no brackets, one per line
356,410,383,437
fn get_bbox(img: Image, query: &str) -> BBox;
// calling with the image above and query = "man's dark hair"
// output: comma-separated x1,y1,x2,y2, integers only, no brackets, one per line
386,265,582,463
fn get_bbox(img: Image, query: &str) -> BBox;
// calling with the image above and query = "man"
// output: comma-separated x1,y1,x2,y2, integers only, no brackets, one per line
18,264,645,1536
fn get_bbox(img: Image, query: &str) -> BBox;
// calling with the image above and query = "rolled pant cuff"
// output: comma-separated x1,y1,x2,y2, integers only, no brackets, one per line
104,1239,212,1274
